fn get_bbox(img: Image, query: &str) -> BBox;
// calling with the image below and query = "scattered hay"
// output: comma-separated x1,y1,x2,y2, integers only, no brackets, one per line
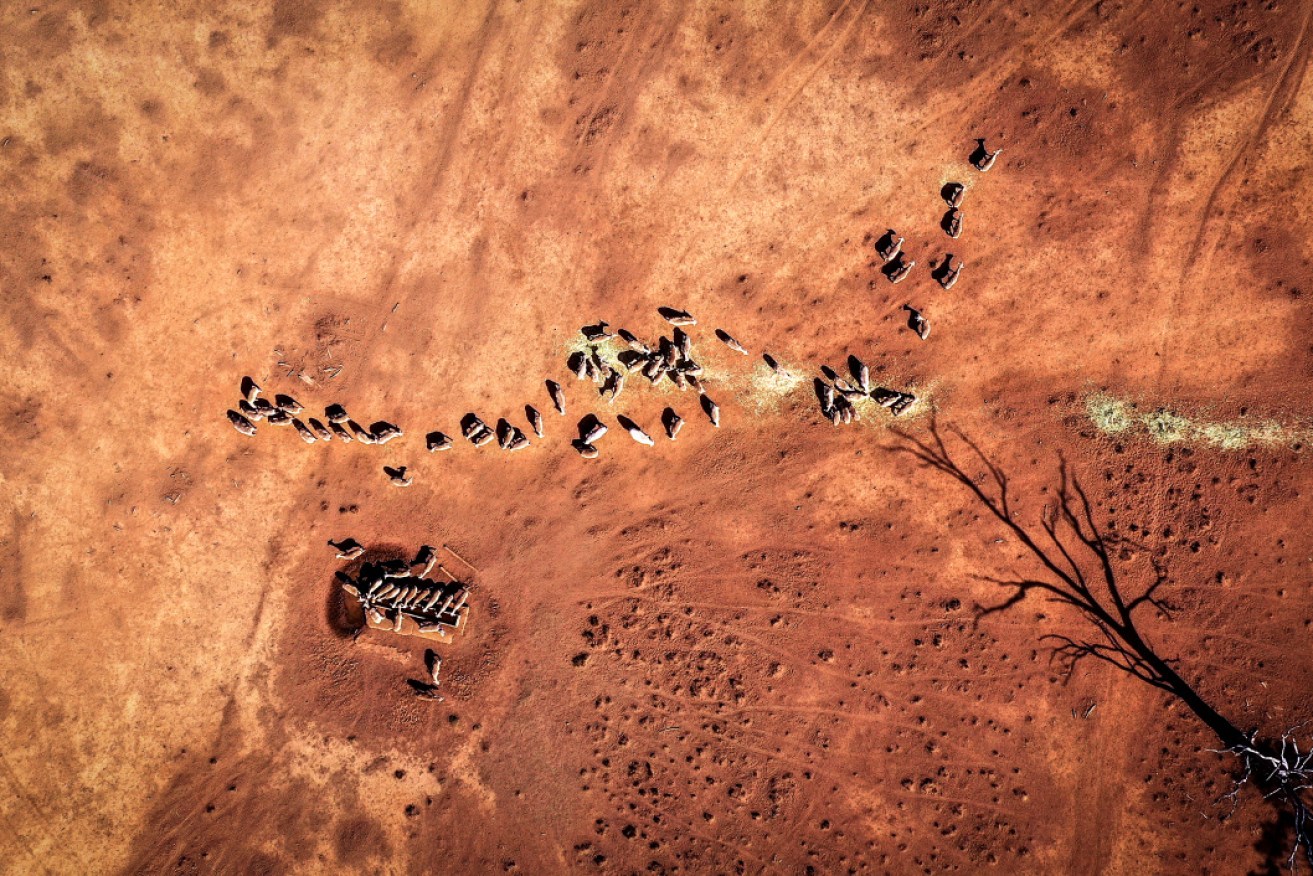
560,333,619,360
740,363,804,414
1197,422,1256,451
1145,409,1191,443
1084,393,1306,451
1085,394,1134,434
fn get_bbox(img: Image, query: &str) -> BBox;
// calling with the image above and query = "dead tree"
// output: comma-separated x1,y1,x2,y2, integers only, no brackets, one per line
1212,727,1313,872
895,419,1313,870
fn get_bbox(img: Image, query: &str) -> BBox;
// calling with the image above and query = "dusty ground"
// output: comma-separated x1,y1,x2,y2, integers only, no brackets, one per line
4,0,1313,873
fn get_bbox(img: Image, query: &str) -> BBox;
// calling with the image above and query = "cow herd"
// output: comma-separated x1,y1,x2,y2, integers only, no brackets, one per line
225,140,1004,479
223,138,1005,698
225,376,403,448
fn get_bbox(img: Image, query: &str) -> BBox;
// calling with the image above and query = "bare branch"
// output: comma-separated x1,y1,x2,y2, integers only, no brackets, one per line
897,420,1312,871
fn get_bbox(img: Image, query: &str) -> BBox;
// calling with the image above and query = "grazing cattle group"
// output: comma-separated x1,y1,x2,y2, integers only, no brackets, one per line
558,309,731,458
227,137,1005,480
226,286,935,476
226,377,403,450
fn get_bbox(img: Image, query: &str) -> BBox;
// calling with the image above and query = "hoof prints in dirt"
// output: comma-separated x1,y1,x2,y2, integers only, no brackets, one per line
556,526,1056,872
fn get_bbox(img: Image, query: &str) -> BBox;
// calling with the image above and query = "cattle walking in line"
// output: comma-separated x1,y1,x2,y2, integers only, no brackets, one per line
308,418,333,440
275,394,303,415
875,229,904,263
932,255,964,290
329,537,365,560
370,421,403,444
579,414,608,445
883,252,915,284
969,138,1002,172
503,423,530,451
546,379,566,416
700,394,720,427
461,413,488,439
227,410,257,436
715,329,749,355
941,207,963,239
293,419,317,443
526,405,544,438
903,305,931,340
658,306,697,326
496,419,515,450
617,415,654,446
763,352,790,377
662,407,683,440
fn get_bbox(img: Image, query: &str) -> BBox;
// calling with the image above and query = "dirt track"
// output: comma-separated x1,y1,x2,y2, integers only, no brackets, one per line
4,0,1313,873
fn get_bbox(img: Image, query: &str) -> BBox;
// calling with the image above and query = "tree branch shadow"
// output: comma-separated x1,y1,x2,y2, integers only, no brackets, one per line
891,415,1313,872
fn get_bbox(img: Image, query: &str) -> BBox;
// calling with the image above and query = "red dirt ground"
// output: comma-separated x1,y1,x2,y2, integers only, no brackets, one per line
3,0,1313,873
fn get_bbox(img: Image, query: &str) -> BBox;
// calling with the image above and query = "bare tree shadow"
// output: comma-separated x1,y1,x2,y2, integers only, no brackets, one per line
1254,811,1299,876
891,416,1313,871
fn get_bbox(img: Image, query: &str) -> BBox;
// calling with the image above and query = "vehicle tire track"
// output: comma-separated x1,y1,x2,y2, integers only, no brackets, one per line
1157,2,1313,391
906,0,1015,95
0,752,51,871
1178,2,1313,285
655,0,867,283
1168,35,1269,112
745,0,853,116
728,0,872,191
910,0,1102,137
340,0,501,389
620,794,774,870
568,4,648,157
583,592,956,629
